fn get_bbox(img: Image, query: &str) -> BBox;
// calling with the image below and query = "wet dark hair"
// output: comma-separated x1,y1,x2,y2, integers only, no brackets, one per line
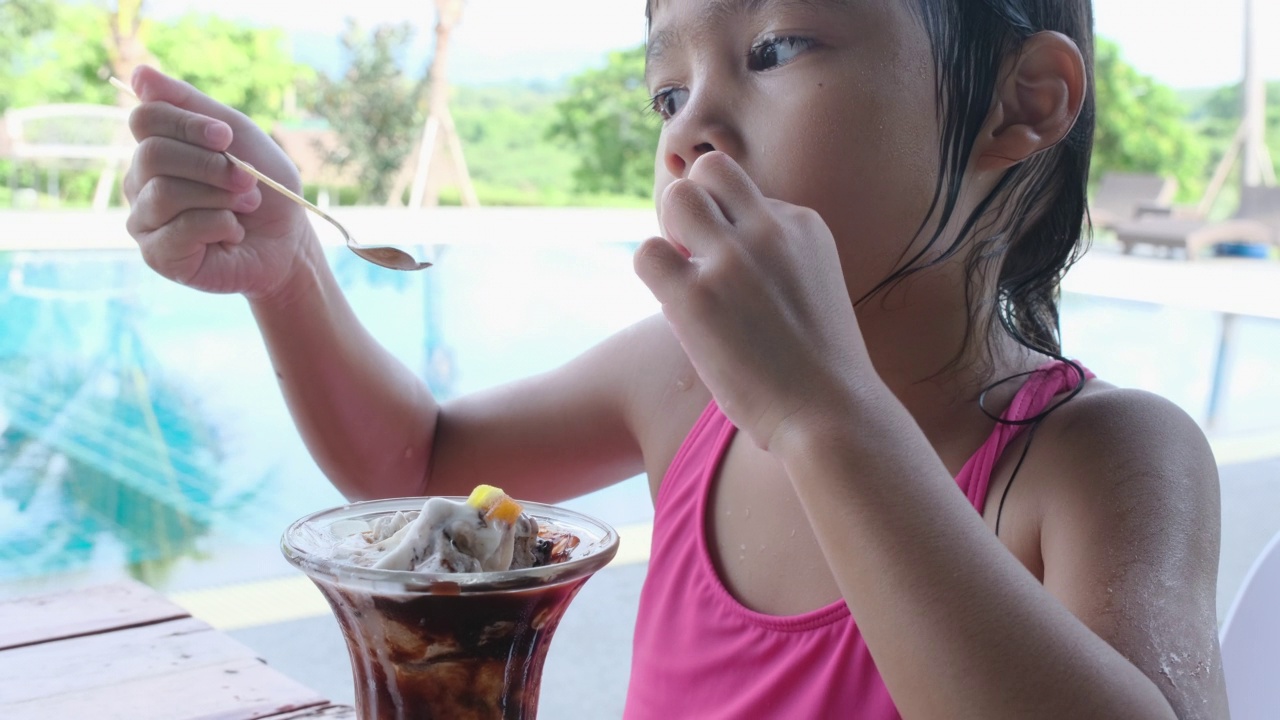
644,0,1096,374
893,0,1096,372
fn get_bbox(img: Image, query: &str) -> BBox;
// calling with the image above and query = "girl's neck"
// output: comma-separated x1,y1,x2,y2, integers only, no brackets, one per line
855,270,1043,445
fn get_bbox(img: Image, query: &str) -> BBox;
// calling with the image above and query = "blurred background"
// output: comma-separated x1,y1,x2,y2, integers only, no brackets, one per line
0,1,1276,715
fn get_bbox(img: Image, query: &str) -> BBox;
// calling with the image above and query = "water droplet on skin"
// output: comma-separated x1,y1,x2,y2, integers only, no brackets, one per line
739,544,746,551
790,529,796,538
744,508,750,519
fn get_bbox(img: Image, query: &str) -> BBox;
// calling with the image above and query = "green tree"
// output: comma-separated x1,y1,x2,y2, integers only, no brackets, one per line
1188,80,1280,182
1091,37,1209,202
0,2,113,111
0,0,55,63
146,14,308,128
1,4,305,207
309,20,427,204
0,4,304,120
450,84,576,204
548,45,659,199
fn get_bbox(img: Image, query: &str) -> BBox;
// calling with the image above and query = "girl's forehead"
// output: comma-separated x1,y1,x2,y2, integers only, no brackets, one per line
645,0,909,55
647,0,855,22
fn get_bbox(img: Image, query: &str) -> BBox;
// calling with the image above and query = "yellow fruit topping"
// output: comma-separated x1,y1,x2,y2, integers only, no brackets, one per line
466,484,524,525
466,484,503,507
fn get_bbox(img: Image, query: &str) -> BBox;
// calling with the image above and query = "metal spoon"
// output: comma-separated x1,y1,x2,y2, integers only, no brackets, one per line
110,77,431,271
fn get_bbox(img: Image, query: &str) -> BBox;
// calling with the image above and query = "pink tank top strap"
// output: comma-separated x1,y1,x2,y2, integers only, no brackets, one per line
959,359,1094,511
652,397,732,513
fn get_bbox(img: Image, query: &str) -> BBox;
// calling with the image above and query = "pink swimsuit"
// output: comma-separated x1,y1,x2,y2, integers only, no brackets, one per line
624,360,1091,718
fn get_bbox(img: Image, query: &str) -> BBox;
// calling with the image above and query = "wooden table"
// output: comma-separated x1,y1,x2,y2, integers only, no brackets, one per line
0,579,355,720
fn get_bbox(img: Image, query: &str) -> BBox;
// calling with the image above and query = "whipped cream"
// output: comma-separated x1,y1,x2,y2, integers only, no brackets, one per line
332,494,543,573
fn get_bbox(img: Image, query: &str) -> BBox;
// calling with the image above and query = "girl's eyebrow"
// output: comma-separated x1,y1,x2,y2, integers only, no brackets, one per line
645,0,847,78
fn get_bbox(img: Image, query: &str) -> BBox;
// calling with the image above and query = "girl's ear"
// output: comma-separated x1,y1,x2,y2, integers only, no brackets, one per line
975,31,1086,172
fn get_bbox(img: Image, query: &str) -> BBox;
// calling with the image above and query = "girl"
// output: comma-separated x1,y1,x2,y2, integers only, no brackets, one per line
121,0,1228,717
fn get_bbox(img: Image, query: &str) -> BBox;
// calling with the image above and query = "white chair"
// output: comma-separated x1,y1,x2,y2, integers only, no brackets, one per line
1220,529,1280,720
2,103,135,210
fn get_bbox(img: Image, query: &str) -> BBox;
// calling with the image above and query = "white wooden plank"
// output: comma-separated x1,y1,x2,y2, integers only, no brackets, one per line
1,657,327,720
261,705,358,719
0,579,188,650
0,617,258,704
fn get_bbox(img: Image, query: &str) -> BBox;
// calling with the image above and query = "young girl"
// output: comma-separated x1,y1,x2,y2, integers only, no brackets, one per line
120,0,1228,717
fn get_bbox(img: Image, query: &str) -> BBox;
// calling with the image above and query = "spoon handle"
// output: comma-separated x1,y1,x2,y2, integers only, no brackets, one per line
109,77,345,233
218,151,338,224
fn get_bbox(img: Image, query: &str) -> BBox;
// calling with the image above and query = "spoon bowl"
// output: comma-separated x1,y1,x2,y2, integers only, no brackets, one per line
110,77,432,272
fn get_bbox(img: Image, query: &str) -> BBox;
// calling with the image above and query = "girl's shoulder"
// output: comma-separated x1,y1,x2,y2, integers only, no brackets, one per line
1002,376,1220,576
1033,380,1215,487
612,313,713,482
989,378,1218,554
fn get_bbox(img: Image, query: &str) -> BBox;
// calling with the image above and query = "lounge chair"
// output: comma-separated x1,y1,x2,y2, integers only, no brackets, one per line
1111,186,1280,260
1220,529,1280,720
1088,172,1178,231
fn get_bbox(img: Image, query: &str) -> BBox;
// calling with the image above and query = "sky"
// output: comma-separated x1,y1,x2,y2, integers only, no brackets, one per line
146,0,1280,90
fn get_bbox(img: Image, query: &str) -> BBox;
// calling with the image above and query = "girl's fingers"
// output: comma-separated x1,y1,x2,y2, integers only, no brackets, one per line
131,65,257,142
130,135,257,192
128,96,233,152
684,151,764,226
633,235,696,305
659,177,728,258
134,208,245,275
127,175,261,235
657,151,764,262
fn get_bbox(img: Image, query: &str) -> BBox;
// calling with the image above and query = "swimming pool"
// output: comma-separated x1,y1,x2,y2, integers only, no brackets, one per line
0,240,1276,597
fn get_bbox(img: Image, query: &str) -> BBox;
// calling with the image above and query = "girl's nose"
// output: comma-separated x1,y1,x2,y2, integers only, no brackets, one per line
664,139,718,178
662,105,741,179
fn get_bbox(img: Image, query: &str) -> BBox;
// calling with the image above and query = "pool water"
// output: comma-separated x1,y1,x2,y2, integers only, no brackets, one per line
0,243,1276,597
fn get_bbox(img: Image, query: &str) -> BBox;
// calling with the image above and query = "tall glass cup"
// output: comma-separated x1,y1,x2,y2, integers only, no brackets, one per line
281,497,620,720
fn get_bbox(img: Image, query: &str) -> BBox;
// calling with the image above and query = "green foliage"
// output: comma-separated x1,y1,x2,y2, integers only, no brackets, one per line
450,84,576,204
308,21,427,205
1,4,306,207
0,2,113,111
436,179,652,208
146,14,309,128
548,45,660,199
0,0,55,62
0,0,55,104
1191,80,1280,127
1091,38,1210,203
1,5,305,118
3,8,1269,214
1185,80,1280,186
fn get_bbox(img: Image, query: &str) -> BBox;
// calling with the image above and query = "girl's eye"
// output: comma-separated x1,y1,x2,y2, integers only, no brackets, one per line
649,87,690,121
747,36,815,72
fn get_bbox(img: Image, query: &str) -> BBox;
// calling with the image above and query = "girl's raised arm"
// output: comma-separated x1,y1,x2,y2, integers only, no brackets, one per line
125,65,654,504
